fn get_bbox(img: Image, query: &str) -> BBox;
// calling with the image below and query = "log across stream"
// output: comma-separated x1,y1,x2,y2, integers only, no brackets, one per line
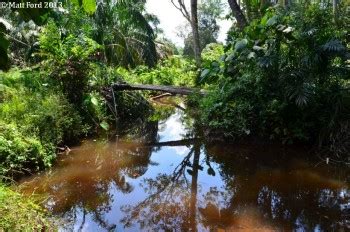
111,83,207,95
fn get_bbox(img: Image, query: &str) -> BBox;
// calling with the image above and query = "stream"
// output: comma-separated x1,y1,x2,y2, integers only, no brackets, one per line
19,98,350,231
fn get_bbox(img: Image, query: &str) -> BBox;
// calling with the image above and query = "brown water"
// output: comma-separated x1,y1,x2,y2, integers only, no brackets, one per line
19,100,350,231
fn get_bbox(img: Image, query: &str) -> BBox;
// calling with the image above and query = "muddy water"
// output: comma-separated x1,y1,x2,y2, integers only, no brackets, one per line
19,101,350,231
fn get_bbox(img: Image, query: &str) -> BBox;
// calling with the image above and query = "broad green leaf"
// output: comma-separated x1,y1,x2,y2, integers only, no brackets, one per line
201,69,210,78
235,39,248,52
82,0,96,14
199,69,210,83
219,55,226,61
100,121,109,131
90,96,99,106
225,53,235,62
211,61,219,68
0,84,6,92
261,14,269,26
276,24,286,31
267,15,278,26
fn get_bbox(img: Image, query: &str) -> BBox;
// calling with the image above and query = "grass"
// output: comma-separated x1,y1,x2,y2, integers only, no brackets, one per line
0,184,55,231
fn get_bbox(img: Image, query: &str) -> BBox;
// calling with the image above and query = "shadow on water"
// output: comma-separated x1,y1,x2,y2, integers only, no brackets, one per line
19,97,350,231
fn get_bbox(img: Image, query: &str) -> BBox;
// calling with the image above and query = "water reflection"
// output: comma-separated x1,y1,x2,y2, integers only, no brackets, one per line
203,145,350,231
19,102,350,231
121,144,202,231
20,113,161,231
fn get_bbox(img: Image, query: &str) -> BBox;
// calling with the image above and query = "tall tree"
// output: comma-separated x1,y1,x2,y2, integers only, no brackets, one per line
171,0,201,66
182,0,223,57
190,0,201,67
227,0,247,29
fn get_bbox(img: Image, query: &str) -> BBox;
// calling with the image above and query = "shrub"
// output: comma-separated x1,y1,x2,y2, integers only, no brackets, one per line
0,122,54,176
39,20,101,108
120,55,197,87
0,70,86,145
0,69,86,176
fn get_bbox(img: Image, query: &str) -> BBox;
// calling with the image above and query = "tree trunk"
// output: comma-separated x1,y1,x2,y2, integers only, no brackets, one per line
285,0,289,8
227,0,248,30
333,0,338,20
190,0,201,67
189,143,200,232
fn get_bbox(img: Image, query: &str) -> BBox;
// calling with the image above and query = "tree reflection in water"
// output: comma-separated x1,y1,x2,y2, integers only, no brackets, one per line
120,143,350,231
200,145,350,231
20,117,160,231
19,106,350,231
121,143,203,231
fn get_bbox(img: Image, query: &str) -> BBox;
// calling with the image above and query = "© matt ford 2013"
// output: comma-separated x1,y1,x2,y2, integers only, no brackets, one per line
0,1,62,9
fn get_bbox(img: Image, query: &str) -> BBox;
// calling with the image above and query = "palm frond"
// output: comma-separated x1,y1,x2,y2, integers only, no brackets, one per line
322,39,346,54
285,70,314,107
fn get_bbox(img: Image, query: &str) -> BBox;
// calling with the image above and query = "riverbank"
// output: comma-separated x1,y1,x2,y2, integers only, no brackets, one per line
0,184,55,231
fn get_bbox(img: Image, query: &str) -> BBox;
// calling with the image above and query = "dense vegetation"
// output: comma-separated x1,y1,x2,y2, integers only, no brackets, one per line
199,4,349,155
168,1,348,156
201,5,350,148
0,69,85,176
0,0,349,230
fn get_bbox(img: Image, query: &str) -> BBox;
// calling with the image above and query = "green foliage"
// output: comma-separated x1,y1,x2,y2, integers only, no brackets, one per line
39,20,100,107
202,43,225,63
83,90,110,131
0,2,53,71
0,184,55,231
198,4,350,148
82,0,97,14
2,94,83,142
121,56,197,87
0,121,53,176
84,63,156,132
0,69,85,176
200,43,225,84
40,22,100,61
94,0,158,67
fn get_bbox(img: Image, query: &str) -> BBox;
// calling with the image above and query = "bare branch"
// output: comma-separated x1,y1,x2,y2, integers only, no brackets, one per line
170,0,191,22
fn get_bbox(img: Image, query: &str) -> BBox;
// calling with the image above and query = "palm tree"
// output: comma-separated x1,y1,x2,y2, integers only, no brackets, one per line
94,0,157,68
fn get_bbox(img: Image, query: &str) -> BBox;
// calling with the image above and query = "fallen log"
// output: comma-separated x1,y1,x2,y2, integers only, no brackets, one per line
111,83,207,96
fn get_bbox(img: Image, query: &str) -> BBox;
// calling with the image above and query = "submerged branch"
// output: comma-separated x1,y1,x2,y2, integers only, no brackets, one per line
118,138,197,148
